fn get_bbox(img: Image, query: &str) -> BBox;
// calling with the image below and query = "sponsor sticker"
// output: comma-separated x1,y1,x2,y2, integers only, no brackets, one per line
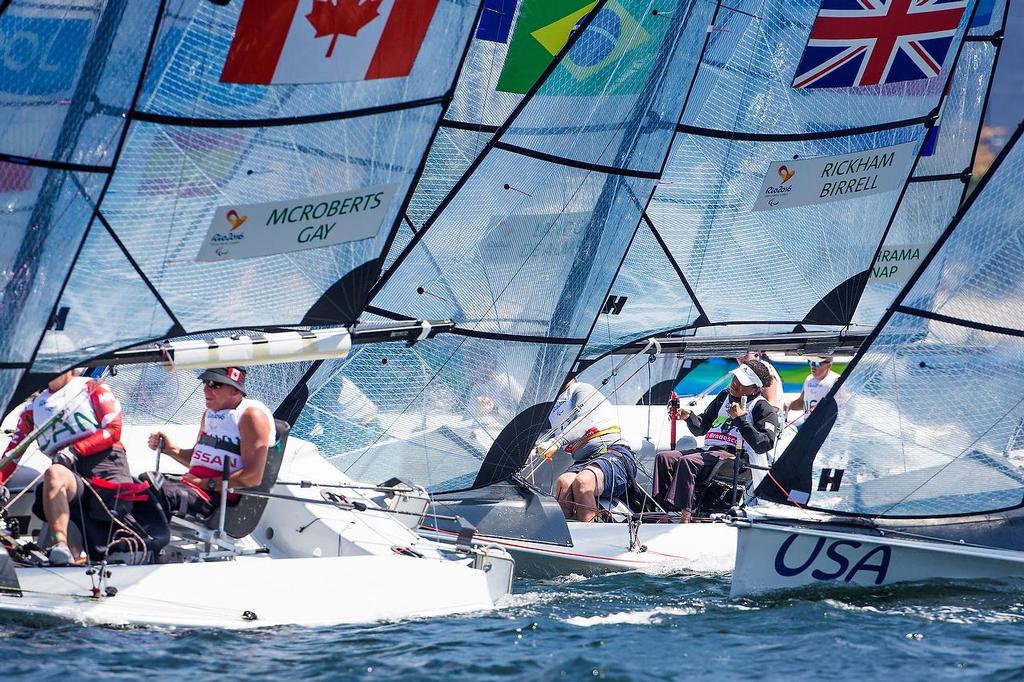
868,243,928,283
197,184,396,262
752,142,916,212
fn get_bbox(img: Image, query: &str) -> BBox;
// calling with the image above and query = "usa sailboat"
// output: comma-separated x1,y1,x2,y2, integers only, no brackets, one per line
0,0,515,628
731,113,1024,596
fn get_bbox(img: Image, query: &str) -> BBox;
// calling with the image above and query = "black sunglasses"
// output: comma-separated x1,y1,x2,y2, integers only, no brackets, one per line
203,379,228,389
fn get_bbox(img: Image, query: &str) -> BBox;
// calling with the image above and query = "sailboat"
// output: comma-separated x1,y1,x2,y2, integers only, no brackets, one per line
731,114,1024,596
0,0,516,628
310,0,996,576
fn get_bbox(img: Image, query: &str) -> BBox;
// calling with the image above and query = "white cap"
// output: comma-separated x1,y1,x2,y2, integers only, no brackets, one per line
730,364,763,388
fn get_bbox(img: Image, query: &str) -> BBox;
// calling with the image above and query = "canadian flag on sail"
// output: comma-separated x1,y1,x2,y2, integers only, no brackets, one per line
220,0,439,85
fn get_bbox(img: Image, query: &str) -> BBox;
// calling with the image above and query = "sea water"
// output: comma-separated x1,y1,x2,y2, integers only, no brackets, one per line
1,572,1022,680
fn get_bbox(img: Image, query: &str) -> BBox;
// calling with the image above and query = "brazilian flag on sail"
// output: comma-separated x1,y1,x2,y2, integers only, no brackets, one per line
496,0,663,95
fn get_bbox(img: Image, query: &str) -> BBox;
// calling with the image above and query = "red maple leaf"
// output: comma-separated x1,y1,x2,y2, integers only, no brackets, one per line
306,0,384,58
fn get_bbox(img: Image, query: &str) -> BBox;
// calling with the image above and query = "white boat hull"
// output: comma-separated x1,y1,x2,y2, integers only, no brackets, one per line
3,553,501,629
731,517,1024,597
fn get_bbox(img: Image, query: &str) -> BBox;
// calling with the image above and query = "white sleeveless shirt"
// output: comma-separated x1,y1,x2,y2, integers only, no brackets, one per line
188,398,276,479
802,370,840,415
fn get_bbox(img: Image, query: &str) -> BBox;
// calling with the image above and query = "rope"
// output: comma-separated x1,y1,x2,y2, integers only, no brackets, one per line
764,469,803,509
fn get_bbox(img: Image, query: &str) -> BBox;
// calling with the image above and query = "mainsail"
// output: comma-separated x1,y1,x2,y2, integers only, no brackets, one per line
288,0,717,491
1,0,483,412
582,0,984,360
759,118,1024,521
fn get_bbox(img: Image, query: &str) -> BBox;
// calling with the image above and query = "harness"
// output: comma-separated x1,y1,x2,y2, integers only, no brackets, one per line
565,426,621,455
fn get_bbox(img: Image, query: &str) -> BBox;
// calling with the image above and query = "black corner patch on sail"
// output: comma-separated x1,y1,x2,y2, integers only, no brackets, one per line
802,271,871,326
472,401,555,490
301,258,382,327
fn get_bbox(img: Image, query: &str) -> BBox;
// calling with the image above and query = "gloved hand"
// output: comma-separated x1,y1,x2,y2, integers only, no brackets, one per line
0,484,9,506
535,438,561,456
50,449,78,470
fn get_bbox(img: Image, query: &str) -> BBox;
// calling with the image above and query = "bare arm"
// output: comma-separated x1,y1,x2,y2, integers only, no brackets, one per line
788,390,806,413
231,407,272,489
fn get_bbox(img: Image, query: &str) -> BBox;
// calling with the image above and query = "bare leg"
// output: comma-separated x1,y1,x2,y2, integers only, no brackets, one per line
570,466,605,523
42,464,77,548
554,472,577,519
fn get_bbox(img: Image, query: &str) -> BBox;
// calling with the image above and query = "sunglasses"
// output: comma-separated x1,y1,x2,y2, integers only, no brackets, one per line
203,379,229,389
808,360,830,368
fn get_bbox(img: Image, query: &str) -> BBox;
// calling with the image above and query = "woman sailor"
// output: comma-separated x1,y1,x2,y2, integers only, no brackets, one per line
652,360,779,522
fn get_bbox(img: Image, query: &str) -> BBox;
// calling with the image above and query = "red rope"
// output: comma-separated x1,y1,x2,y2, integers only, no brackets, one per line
765,469,803,509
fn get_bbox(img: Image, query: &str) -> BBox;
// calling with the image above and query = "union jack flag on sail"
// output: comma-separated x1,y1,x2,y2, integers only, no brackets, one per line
792,0,969,89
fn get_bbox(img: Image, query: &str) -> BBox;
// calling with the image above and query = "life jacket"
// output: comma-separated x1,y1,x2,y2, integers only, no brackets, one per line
188,398,276,480
31,376,104,455
703,394,767,454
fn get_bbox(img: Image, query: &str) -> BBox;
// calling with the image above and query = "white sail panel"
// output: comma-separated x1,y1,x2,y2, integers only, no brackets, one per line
291,335,580,492
406,126,492,228
376,166,657,338
32,223,178,373
0,1,159,164
915,41,997,178
852,180,963,328
446,8,525,127
1,170,108,367
582,218,702,358
407,2,528,228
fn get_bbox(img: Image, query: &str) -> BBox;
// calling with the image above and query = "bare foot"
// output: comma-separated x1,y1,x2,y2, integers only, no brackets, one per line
679,510,692,524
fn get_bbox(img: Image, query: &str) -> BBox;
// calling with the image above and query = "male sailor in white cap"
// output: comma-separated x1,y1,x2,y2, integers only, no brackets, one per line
652,360,780,522
785,355,841,427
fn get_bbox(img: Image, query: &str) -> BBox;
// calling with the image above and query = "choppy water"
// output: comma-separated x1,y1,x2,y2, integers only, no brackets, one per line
2,572,1023,680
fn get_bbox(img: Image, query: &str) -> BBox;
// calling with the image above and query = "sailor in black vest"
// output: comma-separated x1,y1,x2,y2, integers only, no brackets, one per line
147,367,275,518
652,360,779,522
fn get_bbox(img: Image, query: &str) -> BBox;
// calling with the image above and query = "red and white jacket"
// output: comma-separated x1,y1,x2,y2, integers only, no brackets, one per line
1,377,122,484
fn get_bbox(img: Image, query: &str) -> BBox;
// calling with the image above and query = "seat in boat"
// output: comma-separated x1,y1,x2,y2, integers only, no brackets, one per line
693,450,752,516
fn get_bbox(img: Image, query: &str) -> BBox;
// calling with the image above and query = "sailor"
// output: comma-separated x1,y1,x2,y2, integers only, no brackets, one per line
652,360,779,523
542,376,637,522
737,351,784,411
468,360,524,425
785,355,840,425
1,369,132,565
147,367,275,519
